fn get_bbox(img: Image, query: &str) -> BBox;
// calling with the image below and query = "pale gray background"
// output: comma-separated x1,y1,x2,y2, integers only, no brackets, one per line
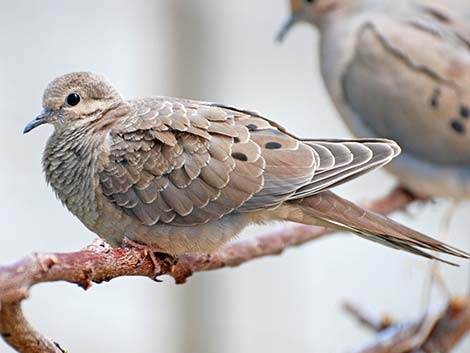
0,1,469,352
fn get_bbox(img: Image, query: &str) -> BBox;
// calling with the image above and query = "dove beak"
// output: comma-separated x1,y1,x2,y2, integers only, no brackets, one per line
23,109,52,134
276,13,301,43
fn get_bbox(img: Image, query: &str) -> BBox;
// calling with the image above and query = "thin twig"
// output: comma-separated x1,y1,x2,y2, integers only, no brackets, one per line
345,297,470,353
343,302,394,332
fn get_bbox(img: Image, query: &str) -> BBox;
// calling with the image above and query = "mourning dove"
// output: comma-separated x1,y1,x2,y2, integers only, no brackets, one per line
278,0,470,199
23,72,469,263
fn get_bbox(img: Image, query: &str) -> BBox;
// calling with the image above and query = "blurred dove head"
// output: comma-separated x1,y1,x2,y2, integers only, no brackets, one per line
277,0,361,41
24,72,122,134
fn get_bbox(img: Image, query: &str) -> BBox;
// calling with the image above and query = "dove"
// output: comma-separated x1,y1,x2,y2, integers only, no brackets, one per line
23,72,469,264
278,0,470,200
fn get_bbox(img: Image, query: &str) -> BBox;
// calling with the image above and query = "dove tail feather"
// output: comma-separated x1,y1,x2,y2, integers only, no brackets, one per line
290,191,470,264
291,138,400,199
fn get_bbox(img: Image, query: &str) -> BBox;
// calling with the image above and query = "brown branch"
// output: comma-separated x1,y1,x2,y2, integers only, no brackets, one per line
0,187,414,353
344,297,470,353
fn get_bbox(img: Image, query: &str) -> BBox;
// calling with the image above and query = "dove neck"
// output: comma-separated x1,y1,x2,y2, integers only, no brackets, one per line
42,125,105,225
315,0,369,30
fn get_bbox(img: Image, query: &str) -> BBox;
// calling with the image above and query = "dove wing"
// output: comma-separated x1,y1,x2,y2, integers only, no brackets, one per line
99,98,398,226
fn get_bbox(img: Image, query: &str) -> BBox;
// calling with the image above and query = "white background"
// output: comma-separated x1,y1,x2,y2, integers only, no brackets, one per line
0,1,468,352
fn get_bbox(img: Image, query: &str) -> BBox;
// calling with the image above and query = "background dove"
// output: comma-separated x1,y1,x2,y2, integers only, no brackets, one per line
23,72,469,262
279,0,470,199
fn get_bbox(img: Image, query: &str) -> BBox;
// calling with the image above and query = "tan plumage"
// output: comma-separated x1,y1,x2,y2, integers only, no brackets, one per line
279,0,470,199
24,72,469,262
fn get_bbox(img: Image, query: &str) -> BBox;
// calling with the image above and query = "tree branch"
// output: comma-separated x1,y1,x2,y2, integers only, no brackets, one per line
344,297,470,353
0,187,416,353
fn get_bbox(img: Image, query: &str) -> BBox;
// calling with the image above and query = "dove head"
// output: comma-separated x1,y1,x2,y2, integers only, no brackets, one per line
24,72,122,133
277,0,362,40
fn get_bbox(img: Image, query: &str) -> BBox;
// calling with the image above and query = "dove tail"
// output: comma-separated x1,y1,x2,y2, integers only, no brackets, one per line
290,191,470,265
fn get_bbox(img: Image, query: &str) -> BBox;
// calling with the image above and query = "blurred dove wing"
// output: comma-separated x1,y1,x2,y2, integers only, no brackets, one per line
342,13,470,165
341,10,470,167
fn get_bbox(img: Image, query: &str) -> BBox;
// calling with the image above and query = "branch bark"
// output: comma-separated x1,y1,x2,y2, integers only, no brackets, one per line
0,187,417,353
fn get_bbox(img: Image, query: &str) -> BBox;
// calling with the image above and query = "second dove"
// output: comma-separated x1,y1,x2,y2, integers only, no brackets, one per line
280,0,470,199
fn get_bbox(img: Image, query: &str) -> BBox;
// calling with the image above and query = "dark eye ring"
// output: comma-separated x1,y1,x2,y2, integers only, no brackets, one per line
66,93,81,106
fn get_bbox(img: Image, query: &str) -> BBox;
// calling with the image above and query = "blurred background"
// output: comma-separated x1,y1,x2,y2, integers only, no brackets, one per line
0,1,469,352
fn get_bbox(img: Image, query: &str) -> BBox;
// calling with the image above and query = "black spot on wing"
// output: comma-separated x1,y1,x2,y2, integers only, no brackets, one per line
460,105,469,119
450,120,465,134
232,152,248,161
246,124,258,131
265,142,282,150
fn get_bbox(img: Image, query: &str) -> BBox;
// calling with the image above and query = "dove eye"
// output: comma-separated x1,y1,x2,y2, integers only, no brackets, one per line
66,93,81,107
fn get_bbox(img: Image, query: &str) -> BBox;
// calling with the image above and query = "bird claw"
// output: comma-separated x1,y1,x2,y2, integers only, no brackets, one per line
122,237,162,279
